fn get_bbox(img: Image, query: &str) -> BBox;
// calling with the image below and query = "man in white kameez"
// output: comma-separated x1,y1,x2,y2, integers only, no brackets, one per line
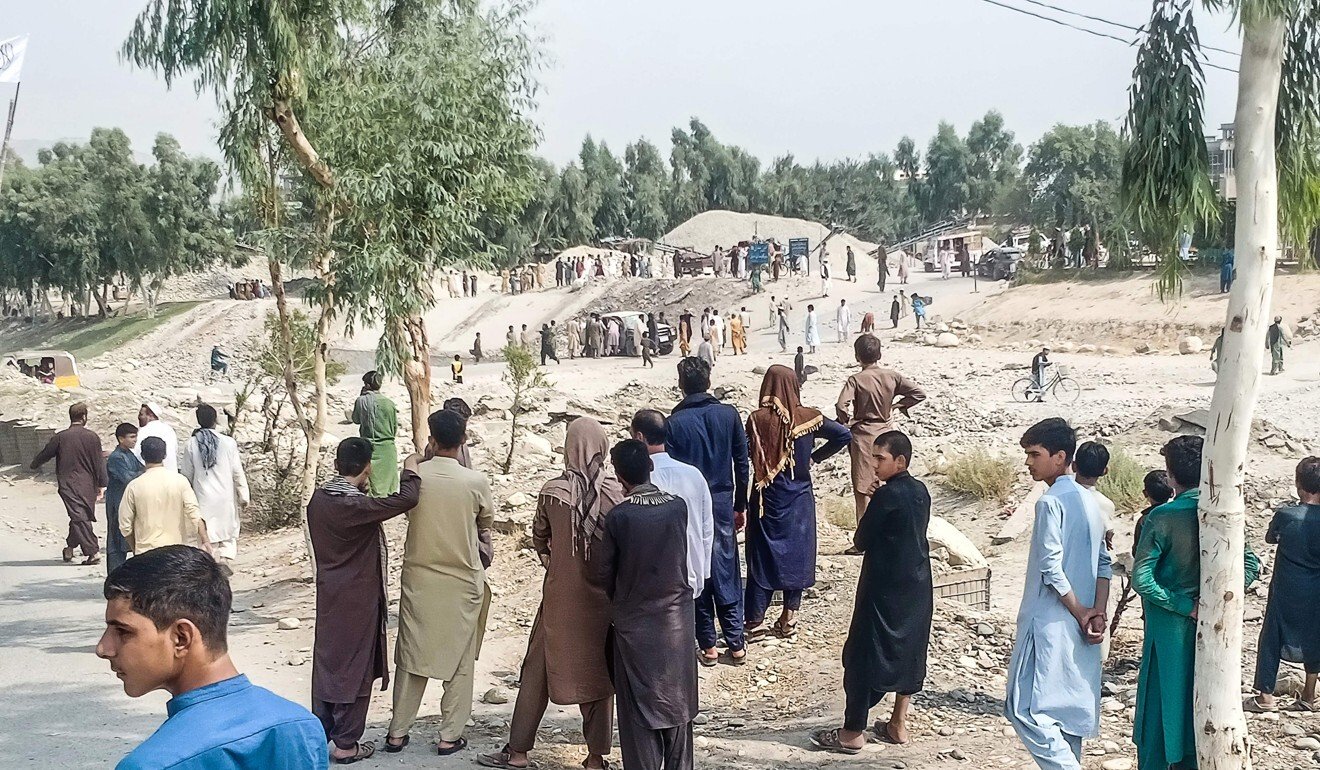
134,402,179,473
632,409,713,600
1006,417,1111,770
180,403,250,566
804,304,821,355
712,311,727,352
820,257,832,297
836,299,852,343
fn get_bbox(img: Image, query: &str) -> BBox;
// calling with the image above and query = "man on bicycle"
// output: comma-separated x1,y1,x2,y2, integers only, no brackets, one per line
1030,346,1050,402
210,345,231,379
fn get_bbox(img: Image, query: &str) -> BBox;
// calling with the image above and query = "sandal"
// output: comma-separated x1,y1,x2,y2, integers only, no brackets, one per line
1291,698,1318,712
698,650,719,668
809,728,864,755
476,745,536,768
1242,696,1278,714
332,741,376,764
82,555,102,566
744,625,769,644
62,547,76,563
436,737,468,756
773,618,798,638
383,734,409,753
723,650,748,667
872,721,910,746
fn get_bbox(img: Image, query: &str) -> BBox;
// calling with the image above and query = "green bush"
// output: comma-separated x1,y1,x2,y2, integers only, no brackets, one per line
944,448,1018,504
1098,445,1149,515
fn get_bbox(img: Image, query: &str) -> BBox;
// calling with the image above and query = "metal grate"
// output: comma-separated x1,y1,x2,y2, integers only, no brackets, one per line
933,566,992,611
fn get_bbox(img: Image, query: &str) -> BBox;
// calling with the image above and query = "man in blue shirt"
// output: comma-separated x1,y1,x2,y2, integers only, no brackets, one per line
98,545,327,769
665,357,751,667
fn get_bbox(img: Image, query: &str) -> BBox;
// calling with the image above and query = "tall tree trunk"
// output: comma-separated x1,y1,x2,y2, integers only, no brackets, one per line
401,315,432,453
1194,15,1286,770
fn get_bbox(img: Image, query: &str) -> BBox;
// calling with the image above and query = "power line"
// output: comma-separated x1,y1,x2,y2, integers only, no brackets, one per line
970,0,1238,74
1012,0,1242,59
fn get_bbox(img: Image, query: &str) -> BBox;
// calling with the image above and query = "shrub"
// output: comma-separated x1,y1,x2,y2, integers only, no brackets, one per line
944,448,1017,504
1097,445,1148,515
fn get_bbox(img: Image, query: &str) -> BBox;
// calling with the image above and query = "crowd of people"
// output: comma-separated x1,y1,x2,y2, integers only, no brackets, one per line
32,400,248,573
29,289,1316,770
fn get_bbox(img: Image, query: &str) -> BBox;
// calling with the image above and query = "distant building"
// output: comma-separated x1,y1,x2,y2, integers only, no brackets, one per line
1206,123,1236,201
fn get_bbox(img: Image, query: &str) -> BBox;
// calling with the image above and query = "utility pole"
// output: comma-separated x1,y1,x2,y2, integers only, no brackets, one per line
0,82,20,191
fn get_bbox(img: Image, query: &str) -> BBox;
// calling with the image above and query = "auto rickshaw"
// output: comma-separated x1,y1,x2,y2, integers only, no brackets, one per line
4,350,82,388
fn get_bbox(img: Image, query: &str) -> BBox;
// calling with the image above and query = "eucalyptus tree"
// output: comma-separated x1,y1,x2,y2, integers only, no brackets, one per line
1122,1,1320,765
309,3,539,452
123,0,347,514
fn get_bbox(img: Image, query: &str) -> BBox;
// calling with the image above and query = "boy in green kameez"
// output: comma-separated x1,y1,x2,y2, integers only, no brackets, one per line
352,371,400,497
1132,435,1259,770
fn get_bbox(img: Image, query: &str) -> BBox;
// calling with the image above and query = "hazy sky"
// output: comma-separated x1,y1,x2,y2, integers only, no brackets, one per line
5,0,1244,168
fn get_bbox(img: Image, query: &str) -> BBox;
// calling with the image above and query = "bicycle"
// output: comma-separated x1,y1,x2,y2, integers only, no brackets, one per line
1012,365,1081,404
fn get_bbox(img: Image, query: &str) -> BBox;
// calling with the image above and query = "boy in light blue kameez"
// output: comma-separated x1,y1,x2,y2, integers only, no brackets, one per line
1006,418,1112,770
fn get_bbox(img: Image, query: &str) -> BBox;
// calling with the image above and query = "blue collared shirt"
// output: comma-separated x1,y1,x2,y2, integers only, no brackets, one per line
117,675,327,770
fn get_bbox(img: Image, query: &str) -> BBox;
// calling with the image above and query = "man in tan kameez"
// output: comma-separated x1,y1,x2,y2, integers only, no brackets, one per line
387,409,495,756
835,335,926,538
478,418,623,770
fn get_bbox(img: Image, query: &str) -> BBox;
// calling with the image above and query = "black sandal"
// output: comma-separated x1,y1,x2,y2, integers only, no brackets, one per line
333,741,376,764
436,737,468,756
698,650,719,668
383,734,409,753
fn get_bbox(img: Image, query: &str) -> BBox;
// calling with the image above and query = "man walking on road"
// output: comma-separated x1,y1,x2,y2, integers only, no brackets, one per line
119,437,208,556
31,402,108,566
105,423,144,573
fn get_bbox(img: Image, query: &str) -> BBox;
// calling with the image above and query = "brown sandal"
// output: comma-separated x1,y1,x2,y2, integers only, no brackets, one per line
476,746,537,768
332,741,376,764
810,728,864,755
773,618,798,638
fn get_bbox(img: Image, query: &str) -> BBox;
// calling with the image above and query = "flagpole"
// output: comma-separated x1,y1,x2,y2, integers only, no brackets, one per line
0,81,19,191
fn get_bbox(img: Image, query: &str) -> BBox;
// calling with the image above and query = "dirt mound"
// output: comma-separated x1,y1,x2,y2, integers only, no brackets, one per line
662,210,878,257
960,272,1320,353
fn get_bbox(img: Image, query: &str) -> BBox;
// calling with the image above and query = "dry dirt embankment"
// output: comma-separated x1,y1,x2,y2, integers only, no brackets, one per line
959,272,1320,352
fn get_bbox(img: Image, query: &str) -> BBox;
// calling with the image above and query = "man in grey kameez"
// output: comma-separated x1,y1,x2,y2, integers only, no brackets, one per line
1006,418,1111,770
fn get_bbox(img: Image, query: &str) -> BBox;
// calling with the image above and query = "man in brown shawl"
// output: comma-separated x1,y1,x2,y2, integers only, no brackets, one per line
594,440,698,770
478,418,623,770
31,402,108,565
835,335,925,539
307,438,421,763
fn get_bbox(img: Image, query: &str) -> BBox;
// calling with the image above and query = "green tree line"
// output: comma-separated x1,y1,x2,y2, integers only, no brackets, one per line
0,128,235,317
495,113,1132,265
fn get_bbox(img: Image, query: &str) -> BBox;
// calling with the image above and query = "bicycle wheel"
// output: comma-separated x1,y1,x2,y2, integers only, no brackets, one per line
1052,377,1081,404
1011,377,1036,403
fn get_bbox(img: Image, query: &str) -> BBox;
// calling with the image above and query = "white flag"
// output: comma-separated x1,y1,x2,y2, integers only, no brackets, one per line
0,35,29,84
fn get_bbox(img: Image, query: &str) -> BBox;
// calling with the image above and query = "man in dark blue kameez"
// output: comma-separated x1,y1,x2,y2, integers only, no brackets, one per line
666,357,750,666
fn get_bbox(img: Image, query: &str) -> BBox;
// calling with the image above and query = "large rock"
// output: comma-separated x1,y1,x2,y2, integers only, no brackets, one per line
1077,344,1098,354
936,322,950,333
1135,342,1154,354
935,333,961,348
923,334,939,346
517,433,554,458
927,516,987,568
1178,335,1204,354
502,491,531,510
1053,341,1075,353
